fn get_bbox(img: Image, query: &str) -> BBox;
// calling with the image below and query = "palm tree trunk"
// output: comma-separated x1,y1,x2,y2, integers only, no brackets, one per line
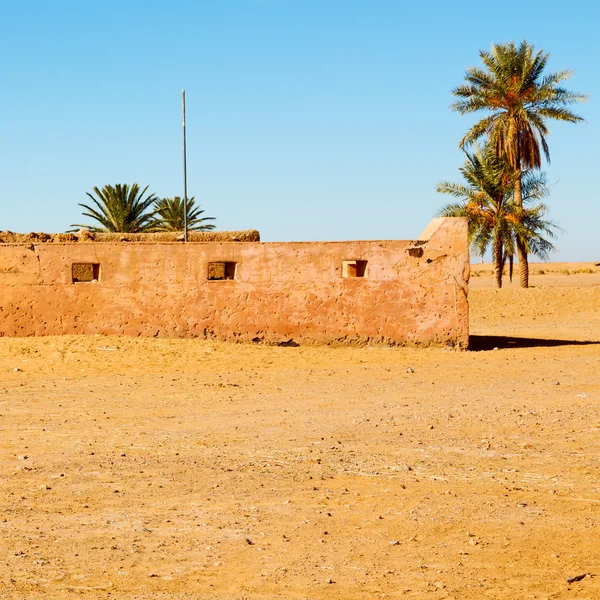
493,235,503,289
514,172,529,288
517,243,529,287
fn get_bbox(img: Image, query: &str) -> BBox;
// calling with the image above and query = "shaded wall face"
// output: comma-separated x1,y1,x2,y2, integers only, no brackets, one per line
0,219,469,346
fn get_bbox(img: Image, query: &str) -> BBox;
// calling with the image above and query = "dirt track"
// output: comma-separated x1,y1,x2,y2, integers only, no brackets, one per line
1,263,599,599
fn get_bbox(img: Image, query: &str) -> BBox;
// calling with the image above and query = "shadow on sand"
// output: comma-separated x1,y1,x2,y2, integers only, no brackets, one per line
469,335,600,351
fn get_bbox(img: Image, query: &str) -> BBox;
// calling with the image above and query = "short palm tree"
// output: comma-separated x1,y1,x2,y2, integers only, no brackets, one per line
71,184,157,233
437,145,558,288
152,197,216,232
451,40,585,287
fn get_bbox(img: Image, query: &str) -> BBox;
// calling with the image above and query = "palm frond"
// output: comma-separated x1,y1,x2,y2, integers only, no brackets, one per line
152,197,216,232
434,141,561,286
451,40,586,172
70,184,157,232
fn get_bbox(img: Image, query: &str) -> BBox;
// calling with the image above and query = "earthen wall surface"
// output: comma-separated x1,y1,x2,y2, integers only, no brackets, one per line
0,218,469,346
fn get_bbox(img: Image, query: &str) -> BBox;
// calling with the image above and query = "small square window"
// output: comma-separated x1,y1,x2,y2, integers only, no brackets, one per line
72,263,100,283
208,261,237,281
342,260,367,278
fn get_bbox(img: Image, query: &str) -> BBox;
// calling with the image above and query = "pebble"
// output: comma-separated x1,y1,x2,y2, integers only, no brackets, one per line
389,540,400,546
566,573,587,584
406,367,415,373
13,368,22,372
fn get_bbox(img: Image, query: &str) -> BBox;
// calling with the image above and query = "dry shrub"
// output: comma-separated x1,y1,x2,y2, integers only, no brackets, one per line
77,229,96,242
0,231,73,243
54,233,78,243
207,262,226,280
88,230,260,243
72,263,96,282
571,268,594,274
0,229,260,244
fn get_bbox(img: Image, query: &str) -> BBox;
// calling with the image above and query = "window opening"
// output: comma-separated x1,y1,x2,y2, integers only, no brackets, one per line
208,261,237,280
72,263,100,283
342,260,368,278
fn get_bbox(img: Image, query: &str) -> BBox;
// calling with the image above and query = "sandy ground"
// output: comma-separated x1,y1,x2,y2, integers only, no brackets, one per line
1,263,600,599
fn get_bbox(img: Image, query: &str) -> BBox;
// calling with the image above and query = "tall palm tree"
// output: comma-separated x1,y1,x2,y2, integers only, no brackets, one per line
437,145,558,288
451,40,585,287
152,197,216,232
71,184,157,233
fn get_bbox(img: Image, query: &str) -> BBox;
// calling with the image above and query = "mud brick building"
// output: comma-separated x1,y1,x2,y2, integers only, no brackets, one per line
0,218,469,346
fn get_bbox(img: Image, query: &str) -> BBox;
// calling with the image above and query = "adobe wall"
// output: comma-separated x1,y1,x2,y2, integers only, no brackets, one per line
0,218,469,347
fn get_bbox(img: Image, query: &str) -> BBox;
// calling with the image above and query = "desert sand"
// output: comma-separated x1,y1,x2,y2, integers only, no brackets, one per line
1,263,599,599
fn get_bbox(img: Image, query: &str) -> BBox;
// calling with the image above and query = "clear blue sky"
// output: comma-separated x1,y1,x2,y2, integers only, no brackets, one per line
1,0,597,260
